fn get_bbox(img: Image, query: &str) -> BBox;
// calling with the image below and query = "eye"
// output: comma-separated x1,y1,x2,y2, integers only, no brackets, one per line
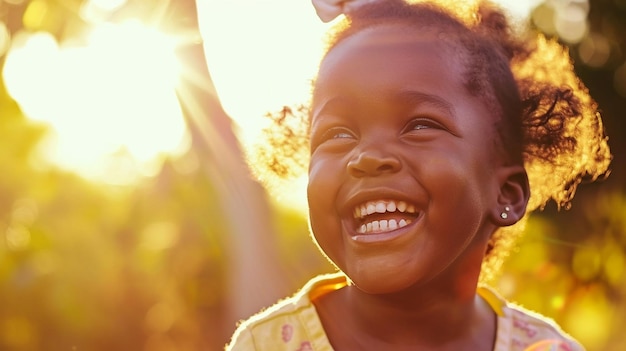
319,127,356,144
311,126,356,151
412,124,430,130
403,118,446,133
324,128,355,140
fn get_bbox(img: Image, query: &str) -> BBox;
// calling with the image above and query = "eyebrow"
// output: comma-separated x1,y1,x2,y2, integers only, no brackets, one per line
311,96,350,123
312,90,457,123
396,90,456,118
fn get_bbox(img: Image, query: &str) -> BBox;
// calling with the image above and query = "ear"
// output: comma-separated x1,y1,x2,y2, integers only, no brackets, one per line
490,165,530,226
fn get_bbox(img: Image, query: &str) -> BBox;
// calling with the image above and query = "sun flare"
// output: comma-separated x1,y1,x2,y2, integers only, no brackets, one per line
2,0,533,188
3,20,188,184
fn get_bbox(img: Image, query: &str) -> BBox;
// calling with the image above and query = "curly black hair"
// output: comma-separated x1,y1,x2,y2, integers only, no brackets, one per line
250,0,612,282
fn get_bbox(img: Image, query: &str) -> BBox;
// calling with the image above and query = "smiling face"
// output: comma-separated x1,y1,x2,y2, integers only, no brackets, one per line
307,25,505,294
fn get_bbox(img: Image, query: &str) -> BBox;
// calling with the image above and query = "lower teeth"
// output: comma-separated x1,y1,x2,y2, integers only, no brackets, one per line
358,219,410,234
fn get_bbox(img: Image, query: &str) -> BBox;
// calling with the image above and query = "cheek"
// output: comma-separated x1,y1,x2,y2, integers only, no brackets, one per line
423,155,487,222
307,155,343,195
307,158,338,218
307,157,344,247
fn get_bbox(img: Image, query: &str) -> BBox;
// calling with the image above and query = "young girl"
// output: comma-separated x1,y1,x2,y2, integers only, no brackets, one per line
226,0,612,350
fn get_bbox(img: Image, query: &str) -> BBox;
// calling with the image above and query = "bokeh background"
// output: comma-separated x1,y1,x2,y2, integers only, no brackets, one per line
0,0,624,350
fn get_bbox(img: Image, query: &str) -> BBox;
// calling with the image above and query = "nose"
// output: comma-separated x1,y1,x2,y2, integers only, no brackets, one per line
347,144,402,177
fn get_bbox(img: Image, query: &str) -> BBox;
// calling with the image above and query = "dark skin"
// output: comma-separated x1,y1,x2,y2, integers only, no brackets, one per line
315,282,496,350
307,25,529,350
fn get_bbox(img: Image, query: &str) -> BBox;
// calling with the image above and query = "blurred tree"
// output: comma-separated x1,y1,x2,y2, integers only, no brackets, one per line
165,0,297,334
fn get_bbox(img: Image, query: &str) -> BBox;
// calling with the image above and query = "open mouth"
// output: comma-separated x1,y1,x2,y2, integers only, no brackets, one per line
353,199,420,234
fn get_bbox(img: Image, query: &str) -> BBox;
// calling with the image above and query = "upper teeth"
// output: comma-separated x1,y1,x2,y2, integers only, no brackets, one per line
354,200,416,219
357,219,411,234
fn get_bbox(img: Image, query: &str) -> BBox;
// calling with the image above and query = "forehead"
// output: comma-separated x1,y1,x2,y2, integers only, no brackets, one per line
310,23,502,141
313,24,471,108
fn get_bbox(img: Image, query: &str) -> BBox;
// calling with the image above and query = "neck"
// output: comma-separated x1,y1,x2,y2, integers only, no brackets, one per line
316,245,496,350
348,268,481,344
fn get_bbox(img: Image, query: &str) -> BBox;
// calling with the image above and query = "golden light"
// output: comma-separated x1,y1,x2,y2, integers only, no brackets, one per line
196,0,331,144
198,0,540,126
604,247,626,286
498,0,543,19
554,0,588,44
195,0,536,212
532,0,589,44
578,32,611,68
196,0,334,212
3,0,542,190
22,0,49,30
3,20,188,184
84,0,128,13
79,0,129,24
564,286,614,350
0,21,10,57
572,245,602,281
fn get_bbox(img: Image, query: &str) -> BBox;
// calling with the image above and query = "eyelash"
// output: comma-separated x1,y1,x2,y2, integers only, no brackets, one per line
312,117,445,149
310,126,355,150
403,118,444,133
321,127,355,141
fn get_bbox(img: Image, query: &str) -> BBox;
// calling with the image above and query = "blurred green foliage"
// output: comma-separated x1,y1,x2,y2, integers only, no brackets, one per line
0,0,624,350
0,79,328,349
0,79,230,349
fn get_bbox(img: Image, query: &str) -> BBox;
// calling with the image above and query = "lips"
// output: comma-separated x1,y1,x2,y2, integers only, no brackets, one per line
352,199,419,234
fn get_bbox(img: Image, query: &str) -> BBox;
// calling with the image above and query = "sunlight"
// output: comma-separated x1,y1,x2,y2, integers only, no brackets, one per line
87,0,127,12
196,0,538,212
196,0,331,144
3,0,537,188
198,0,538,137
3,20,188,184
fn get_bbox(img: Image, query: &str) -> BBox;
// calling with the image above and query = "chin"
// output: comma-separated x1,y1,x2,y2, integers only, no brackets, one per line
354,280,416,296
345,266,426,295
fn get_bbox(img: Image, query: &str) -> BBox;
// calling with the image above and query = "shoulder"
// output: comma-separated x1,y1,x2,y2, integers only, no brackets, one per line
478,286,586,351
505,305,585,351
225,294,315,351
226,273,346,351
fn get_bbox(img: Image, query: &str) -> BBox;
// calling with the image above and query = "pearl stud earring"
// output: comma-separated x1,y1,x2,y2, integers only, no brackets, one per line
500,206,510,219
